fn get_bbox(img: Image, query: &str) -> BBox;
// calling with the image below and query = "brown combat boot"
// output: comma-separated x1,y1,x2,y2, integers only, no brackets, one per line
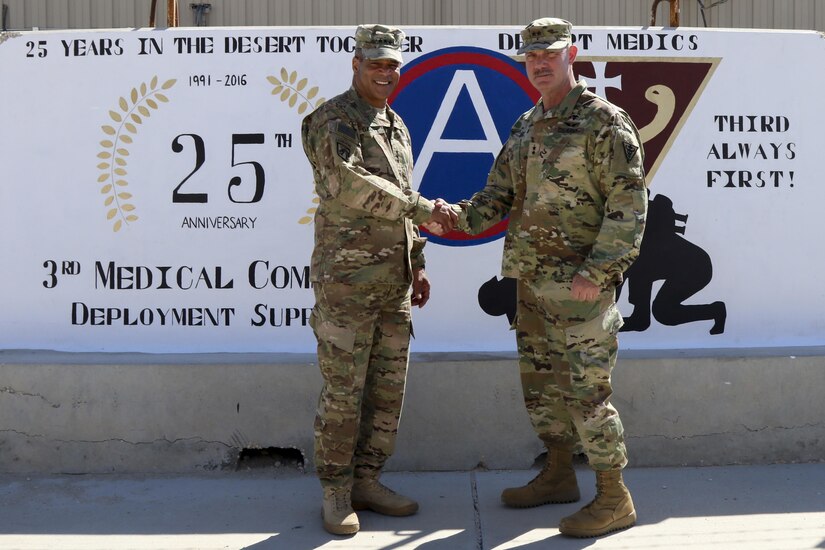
558,470,636,537
321,486,360,535
501,445,581,507
351,478,419,516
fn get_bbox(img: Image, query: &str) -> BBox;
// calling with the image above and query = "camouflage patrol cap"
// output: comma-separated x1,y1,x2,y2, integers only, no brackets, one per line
354,24,405,63
516,17,572,56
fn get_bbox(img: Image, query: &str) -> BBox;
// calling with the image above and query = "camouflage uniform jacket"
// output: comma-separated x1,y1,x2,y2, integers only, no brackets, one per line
457,79,647,288
301,87,434,284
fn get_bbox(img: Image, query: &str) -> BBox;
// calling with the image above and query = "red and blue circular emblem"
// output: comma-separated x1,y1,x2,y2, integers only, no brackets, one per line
390,47,538,246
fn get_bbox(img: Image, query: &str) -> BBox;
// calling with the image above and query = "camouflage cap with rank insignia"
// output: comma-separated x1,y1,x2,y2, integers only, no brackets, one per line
515,17,573,58
354,24,405,63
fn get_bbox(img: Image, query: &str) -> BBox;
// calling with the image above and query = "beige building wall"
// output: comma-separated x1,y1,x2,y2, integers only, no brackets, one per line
2,0,825,32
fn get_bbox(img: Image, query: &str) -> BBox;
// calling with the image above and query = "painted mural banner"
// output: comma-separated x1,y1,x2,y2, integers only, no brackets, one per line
0,26,817,353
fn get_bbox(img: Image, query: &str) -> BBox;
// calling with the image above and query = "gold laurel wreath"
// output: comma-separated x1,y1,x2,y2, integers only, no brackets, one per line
267,67,325,115
266,68,326,225
97,76,176,232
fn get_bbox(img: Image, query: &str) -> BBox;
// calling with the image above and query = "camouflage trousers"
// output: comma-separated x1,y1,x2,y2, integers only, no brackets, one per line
310,282,412,489
516,278,628,471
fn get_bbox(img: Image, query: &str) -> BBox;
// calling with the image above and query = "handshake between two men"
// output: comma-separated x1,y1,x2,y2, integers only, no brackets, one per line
420,198,603,302
422,198,459,236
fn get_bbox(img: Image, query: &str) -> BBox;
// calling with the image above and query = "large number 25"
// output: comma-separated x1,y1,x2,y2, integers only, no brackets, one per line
172,133,266,203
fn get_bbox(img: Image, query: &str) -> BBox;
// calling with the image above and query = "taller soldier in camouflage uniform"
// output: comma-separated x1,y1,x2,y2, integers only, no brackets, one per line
439,18,647,538
301,24,456,536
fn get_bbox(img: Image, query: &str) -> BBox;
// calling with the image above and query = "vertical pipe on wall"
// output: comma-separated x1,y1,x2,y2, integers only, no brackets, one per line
149,0,178,27
650,0,679,27
670,0,680,26
167,0,178,26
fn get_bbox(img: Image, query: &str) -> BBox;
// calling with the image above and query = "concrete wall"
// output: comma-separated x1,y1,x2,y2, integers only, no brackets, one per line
0,349,822,474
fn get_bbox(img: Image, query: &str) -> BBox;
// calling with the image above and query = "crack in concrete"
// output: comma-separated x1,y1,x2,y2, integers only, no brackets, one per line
633,423,824,440
0,429,234,448
0,386,61,408
741,422,823,433
470,470,483,550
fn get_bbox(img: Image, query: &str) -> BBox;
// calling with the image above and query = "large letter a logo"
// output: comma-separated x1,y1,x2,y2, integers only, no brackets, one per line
414,70,502,188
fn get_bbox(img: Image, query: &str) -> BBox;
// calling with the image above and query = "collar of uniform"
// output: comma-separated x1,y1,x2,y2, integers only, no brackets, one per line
346,86,395,128
535,79,588,122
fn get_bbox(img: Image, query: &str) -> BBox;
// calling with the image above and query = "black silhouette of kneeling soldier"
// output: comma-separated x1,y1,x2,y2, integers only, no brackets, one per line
617,193,726,335
478,193,726,335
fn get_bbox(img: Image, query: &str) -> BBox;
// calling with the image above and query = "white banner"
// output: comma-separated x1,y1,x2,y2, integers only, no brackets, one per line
0,26,818,353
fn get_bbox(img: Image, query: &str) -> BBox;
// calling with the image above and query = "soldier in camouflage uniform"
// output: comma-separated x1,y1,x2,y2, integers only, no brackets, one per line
439,18,647,538
301,24,456,536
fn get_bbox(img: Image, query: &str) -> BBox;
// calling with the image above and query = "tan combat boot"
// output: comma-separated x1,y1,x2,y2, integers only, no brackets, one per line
558,469,636,537
351,478,419,516
501,445,581,507
322,486,360,535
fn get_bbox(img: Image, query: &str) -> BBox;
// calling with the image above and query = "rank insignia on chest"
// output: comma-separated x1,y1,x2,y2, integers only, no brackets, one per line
622,141,639,163
557,120,581,134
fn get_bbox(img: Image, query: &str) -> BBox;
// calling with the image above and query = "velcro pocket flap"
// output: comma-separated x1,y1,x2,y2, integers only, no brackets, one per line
565,304,624,348
314,318,356,353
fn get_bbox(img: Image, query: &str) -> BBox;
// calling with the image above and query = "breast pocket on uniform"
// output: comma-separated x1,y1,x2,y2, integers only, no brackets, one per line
526,144,560,200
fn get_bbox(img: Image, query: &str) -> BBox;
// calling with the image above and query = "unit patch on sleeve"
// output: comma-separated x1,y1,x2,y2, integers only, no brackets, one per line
336,141,352,161
330,122,358,162
623,141,639,163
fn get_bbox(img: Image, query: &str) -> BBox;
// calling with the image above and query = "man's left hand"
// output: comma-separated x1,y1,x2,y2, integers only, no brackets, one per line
412,267,431,308
571,274,600,302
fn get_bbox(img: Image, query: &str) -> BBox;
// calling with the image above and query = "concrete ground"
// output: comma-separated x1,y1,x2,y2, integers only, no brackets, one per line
0,463,823,549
